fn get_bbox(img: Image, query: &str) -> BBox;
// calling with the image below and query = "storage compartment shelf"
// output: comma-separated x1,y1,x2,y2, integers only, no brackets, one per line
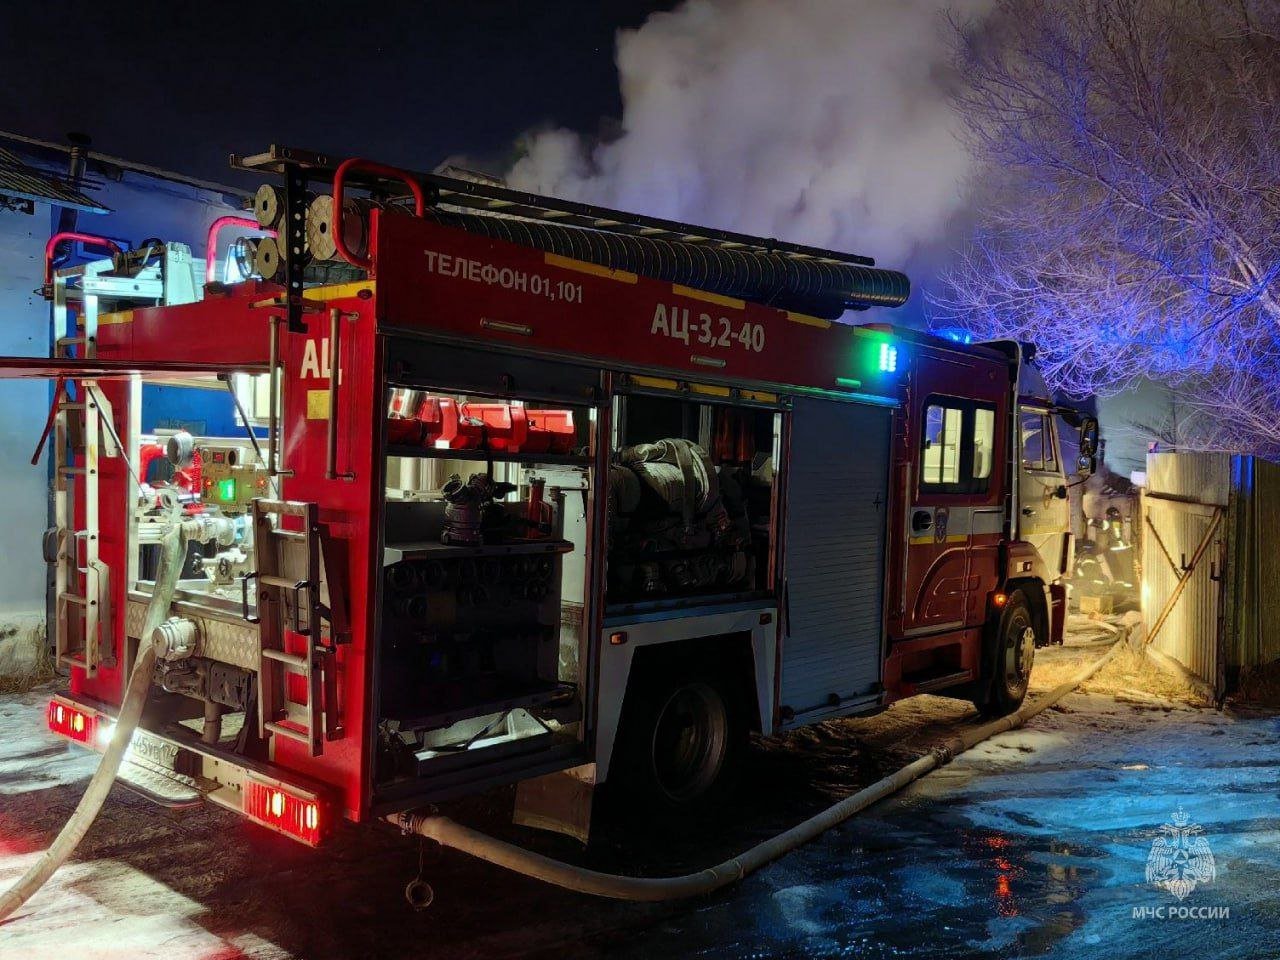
383,538,574,565
386,444,591,466
387,678,574,733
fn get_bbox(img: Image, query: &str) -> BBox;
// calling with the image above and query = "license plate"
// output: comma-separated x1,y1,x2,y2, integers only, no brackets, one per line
126,728,181,771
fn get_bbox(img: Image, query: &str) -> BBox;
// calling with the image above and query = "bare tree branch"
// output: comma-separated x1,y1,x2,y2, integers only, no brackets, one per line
934,0,1280,454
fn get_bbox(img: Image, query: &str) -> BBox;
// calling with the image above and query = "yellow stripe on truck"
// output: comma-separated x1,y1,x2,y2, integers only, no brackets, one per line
544,253,637,284
303,282,375,301
672,285,744,309
785,311,831,329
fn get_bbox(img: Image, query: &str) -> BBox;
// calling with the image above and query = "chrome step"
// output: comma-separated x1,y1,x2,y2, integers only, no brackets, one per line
115,753,204,809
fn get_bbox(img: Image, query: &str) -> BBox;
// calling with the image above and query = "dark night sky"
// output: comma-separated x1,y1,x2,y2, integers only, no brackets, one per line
0,1,679,186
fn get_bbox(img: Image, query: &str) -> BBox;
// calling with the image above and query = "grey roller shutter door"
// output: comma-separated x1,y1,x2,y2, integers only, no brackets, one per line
780,396,891,722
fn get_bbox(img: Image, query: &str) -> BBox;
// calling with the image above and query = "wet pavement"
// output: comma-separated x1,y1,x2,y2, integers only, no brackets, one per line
3,636,1279,959
594,689,1280,959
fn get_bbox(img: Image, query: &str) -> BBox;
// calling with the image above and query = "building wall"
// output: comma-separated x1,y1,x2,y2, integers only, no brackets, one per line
78,169,241,256
0,206,55,674
0,153,244,679
1097,379,1178,479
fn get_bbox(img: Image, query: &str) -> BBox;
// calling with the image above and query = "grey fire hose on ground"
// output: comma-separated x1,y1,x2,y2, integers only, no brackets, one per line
390,639,1123,902
0,516,235,924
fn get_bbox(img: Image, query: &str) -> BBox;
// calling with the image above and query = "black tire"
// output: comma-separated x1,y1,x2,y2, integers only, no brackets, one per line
613,665,747,811
972,590,1037,717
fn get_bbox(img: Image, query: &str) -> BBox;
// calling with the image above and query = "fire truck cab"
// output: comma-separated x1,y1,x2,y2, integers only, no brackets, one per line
20,147,1096,845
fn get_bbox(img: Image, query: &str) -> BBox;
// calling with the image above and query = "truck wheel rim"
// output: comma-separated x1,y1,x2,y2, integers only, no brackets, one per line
1003,614,1035,693
650,682,728,803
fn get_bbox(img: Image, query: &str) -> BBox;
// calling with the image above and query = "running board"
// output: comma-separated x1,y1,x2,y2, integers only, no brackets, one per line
907,670,971,693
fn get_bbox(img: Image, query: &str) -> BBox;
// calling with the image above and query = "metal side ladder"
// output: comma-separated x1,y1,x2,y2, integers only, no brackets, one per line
44,371,115,678
244,499,349,756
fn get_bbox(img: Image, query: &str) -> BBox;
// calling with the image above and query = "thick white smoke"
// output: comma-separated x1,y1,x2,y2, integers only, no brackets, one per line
507,0,990,271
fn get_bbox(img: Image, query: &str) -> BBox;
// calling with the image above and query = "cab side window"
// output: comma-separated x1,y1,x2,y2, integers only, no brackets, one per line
973,407,995,482
1020,410,1057,472
920,397,997,494
922,404,962,485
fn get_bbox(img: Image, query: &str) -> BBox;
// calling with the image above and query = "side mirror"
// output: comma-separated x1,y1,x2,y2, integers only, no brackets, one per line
1078,417,1100,458
1077,417,1100,477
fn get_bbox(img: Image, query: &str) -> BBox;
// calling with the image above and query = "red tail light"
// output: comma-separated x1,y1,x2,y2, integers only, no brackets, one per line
47,699,96,744
243,777,323,846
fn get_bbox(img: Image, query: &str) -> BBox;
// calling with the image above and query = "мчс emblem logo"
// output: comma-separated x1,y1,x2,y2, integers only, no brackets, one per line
1146,807,1216,901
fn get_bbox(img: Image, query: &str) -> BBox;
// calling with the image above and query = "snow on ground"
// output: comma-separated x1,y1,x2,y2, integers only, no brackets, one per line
0,619,1275,959
596,621,1280,959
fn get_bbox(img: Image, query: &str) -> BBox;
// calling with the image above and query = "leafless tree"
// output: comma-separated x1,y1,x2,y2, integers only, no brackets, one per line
932,0,1280,454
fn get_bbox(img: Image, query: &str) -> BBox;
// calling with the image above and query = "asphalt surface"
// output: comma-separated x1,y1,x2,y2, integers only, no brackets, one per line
2,636,1277,960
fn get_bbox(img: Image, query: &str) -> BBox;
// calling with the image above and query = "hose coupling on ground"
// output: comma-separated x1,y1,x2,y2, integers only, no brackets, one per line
929,739,962,765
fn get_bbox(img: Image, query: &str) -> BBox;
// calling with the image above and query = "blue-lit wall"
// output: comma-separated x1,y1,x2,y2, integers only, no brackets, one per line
0,208,54,620
0,153,245,626
141,384,266,438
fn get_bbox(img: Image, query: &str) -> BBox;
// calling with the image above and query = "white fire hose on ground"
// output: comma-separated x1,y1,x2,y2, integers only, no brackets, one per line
390,638,1123,902
1,570,1119,918
0,516,235,924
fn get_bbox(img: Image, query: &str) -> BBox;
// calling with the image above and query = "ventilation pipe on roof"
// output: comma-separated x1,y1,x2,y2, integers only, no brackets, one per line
54,132,92,237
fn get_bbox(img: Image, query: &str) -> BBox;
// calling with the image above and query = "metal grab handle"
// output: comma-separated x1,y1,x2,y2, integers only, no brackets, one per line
289,580,311,634
205,216,275,283
266,316,293,479
326,308,356,480
331,158,426,269
240,572,261,624
43,232,123,287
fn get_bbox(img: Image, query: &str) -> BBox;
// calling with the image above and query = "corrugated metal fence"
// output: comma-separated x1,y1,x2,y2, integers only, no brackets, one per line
1141,452,1280,695
1222,457,1280,680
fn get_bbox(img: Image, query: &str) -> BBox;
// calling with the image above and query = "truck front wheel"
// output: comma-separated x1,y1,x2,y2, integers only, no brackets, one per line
973,590,1037,717
614,667,747,810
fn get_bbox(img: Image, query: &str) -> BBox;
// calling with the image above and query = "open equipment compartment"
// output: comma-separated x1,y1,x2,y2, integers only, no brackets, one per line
372,338,600,800
606,385,781,611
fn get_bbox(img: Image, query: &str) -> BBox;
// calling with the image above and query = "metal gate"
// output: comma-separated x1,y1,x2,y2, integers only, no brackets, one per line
1143,451,1280,695
1141,453,1227,692
779,395,891,723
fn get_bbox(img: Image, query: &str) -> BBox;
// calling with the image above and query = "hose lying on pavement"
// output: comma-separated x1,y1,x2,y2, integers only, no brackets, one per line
0,517,233,923
391,639,1123,902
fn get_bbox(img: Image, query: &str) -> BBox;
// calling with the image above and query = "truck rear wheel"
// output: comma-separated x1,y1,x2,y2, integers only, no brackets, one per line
973,590,1036,717
614,666,746,810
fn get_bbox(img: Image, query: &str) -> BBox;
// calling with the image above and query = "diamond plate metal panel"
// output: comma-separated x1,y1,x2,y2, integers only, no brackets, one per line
126,598,260,671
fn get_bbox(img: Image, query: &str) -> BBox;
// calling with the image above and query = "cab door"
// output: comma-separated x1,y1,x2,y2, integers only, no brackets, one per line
901,392,999,634
1017,407,1070,575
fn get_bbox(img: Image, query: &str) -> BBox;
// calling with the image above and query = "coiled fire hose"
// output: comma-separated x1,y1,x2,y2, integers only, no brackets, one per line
391,637,1123,902
0,516,234,923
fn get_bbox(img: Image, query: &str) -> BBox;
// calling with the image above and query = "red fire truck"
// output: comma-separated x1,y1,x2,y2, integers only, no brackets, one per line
19,147,1096,847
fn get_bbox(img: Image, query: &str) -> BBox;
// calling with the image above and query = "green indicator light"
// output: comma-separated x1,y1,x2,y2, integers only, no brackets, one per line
836,377,863,389
217,478,237,502
878,342,898,372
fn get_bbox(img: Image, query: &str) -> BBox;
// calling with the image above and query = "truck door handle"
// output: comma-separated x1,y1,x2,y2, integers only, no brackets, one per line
911,510,933,533
1021,506,1036,516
